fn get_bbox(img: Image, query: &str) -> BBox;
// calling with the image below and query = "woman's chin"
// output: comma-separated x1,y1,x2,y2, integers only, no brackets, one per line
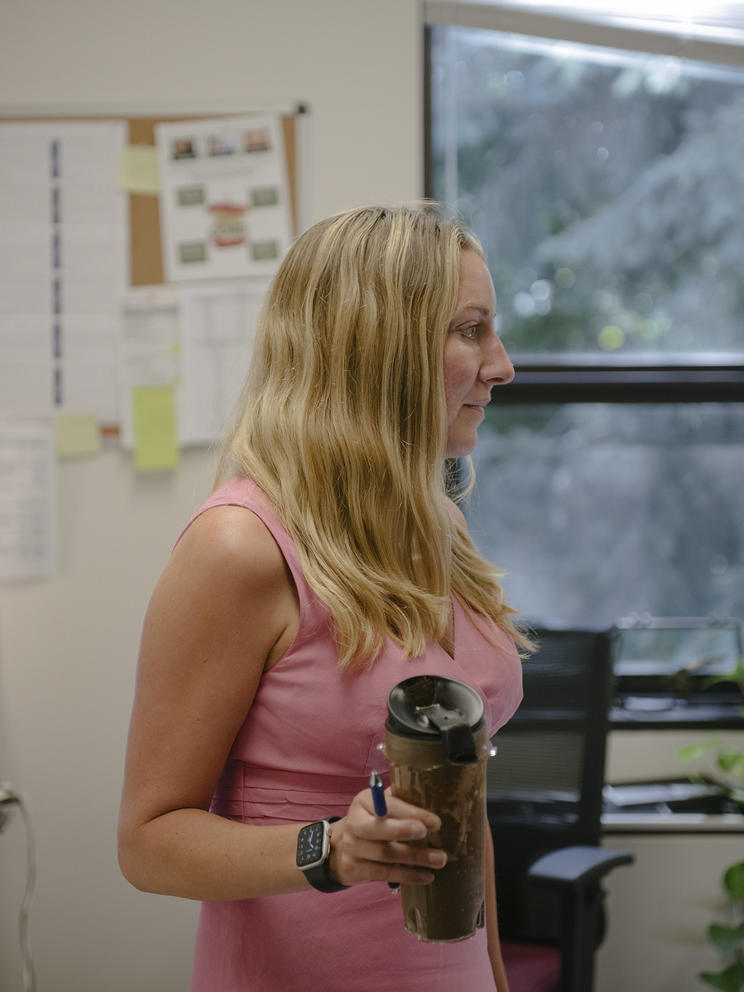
445,434,478,459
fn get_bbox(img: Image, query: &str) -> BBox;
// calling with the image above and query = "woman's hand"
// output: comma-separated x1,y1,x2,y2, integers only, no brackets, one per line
328,788,447,887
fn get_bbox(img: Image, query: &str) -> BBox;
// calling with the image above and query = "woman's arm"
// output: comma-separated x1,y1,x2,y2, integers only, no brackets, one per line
485,825,511,992
118,505,444,901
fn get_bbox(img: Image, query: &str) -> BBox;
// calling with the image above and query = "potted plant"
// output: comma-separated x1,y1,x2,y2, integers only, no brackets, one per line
679,660,744,992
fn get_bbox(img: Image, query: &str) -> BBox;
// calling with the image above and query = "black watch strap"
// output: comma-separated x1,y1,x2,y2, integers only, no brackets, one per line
298,816,350,894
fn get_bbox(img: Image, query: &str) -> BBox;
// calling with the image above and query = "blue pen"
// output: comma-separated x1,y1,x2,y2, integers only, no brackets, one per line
370,770,399,891
370,770,387,816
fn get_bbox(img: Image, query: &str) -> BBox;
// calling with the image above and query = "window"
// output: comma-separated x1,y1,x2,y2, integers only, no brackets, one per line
425,4,744,627
469,402,743,626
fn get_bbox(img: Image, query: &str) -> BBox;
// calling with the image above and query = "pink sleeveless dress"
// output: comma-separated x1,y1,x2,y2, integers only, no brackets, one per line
184,477,523,992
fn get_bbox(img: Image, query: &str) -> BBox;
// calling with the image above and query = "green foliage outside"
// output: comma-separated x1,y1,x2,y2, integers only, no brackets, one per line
430,27,744,355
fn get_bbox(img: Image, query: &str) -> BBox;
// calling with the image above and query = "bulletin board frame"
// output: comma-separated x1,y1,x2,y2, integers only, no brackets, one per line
0,104,306,287
0,103,307,434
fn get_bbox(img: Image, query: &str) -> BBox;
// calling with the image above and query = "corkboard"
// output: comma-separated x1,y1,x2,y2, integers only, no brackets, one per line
0,109,301,433
0,110,300,288
127,113,298,285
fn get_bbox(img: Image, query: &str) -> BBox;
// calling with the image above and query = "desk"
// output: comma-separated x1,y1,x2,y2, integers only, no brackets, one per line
603,779,744,833
598,725,744,992
611,699,744,730
603,811,744,833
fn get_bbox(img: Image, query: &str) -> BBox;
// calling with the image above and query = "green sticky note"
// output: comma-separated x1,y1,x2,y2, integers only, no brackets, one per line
132,385,179,471
118,145,161,195
54,411,101,457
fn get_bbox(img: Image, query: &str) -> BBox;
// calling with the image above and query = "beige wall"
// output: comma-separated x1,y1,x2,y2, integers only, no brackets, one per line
0,3,421,990
597,831,743,992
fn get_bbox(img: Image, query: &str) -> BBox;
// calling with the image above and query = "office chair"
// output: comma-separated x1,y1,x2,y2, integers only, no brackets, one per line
489,628,634,992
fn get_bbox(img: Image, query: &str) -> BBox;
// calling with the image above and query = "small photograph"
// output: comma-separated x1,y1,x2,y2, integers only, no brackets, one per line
171,138,197,160
207,135,237,157
208,202,249,248
178,241,208,264
251,186,280,208
251,239,280,262
176,185,206,207
243,128,271,153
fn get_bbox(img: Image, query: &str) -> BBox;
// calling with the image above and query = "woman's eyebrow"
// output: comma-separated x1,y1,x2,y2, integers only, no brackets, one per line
454,303,493,319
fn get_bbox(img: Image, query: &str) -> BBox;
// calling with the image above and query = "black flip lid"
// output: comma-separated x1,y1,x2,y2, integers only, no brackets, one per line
386,675,485,764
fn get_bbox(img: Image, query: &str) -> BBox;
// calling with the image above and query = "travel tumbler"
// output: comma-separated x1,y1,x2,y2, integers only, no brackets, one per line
384,674,490,943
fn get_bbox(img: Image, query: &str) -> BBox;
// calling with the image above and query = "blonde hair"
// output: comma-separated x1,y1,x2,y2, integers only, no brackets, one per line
217,203,527,667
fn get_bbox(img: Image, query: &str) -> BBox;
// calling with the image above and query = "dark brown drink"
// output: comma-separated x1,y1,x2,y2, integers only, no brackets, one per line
385,676,490,943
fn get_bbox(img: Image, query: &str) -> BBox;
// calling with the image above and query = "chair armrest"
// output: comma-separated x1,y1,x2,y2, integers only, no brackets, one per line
527,845,634,891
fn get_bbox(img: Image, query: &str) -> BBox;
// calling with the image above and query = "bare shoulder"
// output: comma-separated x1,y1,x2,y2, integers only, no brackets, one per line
445,496,469,532
170,503,288,595
144,502,298,673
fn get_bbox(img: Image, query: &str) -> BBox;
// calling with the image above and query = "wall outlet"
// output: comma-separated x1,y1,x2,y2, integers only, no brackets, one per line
0,780,19,833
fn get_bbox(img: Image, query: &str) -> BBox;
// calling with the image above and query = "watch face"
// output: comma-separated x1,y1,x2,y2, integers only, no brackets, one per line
296,821,326,868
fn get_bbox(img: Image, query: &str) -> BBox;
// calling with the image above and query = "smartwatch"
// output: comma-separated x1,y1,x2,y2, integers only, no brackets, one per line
296,817,349,893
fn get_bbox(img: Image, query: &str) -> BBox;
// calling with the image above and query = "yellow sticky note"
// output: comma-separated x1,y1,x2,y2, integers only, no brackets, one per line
132,385,179,471
118,145,161,195
54,411,101,457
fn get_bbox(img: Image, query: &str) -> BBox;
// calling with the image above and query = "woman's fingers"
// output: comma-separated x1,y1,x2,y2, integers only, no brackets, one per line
379,791,440,826
355,860,438,887
352,790,441,839
329,787,447,887
351,836,447,870
332,841,445,887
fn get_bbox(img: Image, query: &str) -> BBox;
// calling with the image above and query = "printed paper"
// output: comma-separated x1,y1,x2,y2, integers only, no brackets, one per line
155,115,292,282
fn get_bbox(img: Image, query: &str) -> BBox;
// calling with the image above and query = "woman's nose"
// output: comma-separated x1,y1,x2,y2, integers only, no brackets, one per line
482,335,515,386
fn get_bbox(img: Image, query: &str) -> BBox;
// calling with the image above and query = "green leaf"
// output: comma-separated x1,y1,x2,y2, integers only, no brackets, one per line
680,746,705,762
717,752,744,779
724,862,744,901
699,963,744,992
704,660,744,692
680,743,713,763
709,922,744,954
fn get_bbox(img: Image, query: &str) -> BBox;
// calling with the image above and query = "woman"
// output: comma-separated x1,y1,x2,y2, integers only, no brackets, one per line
118,203,527,991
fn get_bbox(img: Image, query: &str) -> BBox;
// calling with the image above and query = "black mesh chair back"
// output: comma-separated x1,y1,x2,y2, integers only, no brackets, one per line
488,628,614,944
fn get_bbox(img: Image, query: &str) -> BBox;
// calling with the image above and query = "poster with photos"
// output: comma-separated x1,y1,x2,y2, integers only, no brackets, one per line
155,114,293,282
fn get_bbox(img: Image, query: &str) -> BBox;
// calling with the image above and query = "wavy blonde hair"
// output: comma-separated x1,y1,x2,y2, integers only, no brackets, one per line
217,203,527,668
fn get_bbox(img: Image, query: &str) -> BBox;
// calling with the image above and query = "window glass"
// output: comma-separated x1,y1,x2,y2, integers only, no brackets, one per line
430,25,744,356
467,403,744,625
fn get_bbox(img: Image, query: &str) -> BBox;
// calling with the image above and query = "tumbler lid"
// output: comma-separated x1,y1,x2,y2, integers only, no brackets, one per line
386,675,485,764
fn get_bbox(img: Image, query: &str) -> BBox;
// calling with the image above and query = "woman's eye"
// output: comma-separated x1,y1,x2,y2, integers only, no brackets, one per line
461,324,479,340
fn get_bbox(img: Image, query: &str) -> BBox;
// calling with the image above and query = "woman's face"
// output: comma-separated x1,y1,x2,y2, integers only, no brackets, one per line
443,250,514,459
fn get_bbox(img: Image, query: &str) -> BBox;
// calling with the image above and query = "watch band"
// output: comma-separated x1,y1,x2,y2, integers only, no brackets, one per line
297,816,350,893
